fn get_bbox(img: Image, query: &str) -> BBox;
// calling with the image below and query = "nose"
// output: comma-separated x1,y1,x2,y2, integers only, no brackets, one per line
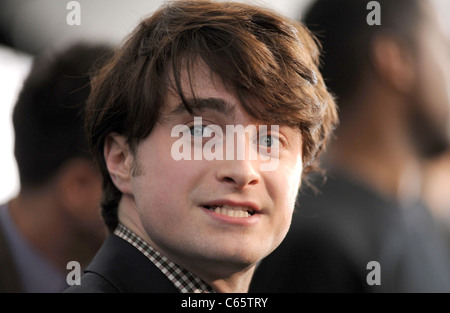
215,158,261,189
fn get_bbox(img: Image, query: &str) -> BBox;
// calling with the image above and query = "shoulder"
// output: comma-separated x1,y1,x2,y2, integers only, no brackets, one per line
64,234,179,293
64,272,118,293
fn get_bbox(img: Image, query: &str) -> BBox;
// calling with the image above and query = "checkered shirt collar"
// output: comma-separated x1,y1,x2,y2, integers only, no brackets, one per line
114,223,215,293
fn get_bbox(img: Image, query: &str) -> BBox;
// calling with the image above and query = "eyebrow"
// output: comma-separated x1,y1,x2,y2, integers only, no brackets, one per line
169,97,236,118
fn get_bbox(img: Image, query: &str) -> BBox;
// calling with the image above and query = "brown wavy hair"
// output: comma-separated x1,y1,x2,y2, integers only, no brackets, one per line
85,0,338,232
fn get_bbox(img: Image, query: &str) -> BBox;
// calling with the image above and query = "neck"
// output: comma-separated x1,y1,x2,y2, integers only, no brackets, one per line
327,86,423,206
204,267,256,293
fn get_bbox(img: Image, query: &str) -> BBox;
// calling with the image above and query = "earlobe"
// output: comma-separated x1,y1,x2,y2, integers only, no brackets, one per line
104,133,133,194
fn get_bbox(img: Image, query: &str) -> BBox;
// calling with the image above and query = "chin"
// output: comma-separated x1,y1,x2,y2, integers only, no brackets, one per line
204,240,274,268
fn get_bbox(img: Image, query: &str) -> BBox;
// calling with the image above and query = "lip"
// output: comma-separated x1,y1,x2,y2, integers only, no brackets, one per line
199,199,262,226
200,199,261,214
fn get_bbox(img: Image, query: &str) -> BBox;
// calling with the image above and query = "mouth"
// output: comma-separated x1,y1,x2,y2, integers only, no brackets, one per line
202,204,257,218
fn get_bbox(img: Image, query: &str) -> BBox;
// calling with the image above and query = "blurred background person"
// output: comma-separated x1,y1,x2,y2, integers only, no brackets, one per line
0,42,111,292
250,0,450,292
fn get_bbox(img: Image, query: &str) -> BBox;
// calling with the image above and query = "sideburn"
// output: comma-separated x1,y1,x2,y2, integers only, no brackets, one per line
130,158,143,177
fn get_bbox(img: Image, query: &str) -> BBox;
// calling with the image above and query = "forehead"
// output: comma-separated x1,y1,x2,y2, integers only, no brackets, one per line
165,58,237,102
162,57,254,121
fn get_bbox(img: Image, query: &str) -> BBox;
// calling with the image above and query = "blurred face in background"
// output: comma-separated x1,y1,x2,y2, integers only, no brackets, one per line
59,158,106,245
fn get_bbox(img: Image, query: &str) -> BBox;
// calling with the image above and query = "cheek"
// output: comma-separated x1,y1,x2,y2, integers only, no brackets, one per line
132,144,208,221
130,160,189,243
282,152,303,203
287,158,303,204
421,63,449,108
416,37,450,115
266,154,303,223
415,63,450,141
260,163,302,255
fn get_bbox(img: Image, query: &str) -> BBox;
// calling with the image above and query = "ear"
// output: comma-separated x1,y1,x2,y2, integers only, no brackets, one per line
370,34,416,94
103,133,134,195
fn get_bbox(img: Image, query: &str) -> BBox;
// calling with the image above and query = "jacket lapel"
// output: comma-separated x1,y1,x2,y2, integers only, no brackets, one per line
84,235,179,293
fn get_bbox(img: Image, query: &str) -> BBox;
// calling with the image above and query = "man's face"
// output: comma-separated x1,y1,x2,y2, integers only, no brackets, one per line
126,60,303,275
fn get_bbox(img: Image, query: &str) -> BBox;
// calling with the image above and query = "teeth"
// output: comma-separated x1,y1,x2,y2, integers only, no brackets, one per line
209,205,251,218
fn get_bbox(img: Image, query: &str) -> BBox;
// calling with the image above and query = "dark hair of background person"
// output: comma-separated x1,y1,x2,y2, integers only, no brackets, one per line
85,0,338,232
12,43,112,192
304,0,421,109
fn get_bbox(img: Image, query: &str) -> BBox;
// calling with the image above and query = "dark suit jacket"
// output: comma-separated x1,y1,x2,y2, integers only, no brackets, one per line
64,235,179,293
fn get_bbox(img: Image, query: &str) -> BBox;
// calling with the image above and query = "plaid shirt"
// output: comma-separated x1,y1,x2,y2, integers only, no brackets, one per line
114,223,214,293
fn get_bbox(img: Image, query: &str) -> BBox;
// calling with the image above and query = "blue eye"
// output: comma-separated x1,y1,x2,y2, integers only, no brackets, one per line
259,134,280,147
189,125,212,137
